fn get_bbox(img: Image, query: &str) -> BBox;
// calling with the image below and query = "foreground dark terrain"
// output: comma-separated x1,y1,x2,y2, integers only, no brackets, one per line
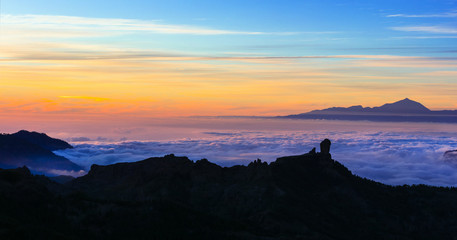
1,140,457,239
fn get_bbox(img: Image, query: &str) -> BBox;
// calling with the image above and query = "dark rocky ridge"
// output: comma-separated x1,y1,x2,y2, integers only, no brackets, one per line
0,130,83,174
2,139,457,239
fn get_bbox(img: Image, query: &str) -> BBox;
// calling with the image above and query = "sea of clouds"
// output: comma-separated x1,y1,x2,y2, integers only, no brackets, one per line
55,130,457,186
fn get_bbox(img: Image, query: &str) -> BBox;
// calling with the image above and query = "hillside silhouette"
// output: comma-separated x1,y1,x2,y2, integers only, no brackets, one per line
2,139,457,239
12,130,73,151
0,130,83,175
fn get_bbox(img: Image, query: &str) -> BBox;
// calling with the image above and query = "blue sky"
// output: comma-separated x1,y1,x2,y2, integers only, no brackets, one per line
3,0,457,56
1,0,457,120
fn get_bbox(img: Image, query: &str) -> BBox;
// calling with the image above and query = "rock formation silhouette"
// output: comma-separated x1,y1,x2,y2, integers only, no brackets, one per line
320,138,331,154
308,147,316,154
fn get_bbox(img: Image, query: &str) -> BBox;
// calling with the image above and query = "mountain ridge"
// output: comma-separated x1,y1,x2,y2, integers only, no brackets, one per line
284,98,457,123
308,98,432,114
12,130,73,151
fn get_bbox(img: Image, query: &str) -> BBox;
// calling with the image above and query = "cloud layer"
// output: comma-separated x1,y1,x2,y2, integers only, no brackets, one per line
55,130,457,186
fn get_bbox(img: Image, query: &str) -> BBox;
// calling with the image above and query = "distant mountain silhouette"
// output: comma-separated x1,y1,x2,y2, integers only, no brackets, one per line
308,98,430,114
0,130,82,175
284,98,457,123
374,98,431,113
2,139,457,239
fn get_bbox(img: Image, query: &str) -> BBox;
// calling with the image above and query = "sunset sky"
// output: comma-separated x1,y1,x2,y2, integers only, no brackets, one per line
1,0,457,121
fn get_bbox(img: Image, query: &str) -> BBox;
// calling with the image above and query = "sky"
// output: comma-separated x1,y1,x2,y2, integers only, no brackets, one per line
1,0,457,122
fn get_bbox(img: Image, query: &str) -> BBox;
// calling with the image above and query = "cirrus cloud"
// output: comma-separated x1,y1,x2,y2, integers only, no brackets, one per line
0,14,298,36
387,10,457,18
391,26,457,34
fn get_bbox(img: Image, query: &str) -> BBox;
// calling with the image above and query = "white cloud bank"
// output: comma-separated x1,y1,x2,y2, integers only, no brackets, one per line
55,130,457,187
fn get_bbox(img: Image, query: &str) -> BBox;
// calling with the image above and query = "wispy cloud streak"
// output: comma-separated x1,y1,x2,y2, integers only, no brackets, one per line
387,11,457,18
393,36,457,39
391,26,457,34
0,14,298,36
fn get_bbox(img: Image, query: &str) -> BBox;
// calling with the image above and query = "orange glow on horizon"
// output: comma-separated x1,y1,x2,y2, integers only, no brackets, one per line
2,24,457,120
